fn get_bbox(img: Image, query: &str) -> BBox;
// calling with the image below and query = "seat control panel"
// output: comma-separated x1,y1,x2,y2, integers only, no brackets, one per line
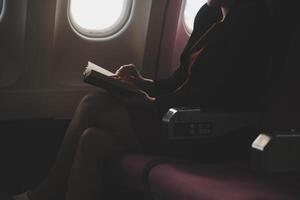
162,107,261,140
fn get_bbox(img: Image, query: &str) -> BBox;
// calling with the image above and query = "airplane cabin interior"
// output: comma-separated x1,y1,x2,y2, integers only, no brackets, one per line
0,0,300,199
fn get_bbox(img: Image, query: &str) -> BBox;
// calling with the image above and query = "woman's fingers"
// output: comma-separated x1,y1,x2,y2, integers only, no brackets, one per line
115,64,139,78
110,75,138,88
113,64,146,89
110,75,121,80
121,90,155,107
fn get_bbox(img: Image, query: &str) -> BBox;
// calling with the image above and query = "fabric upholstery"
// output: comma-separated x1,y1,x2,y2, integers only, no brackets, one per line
106,154,165,191
108,155,300,200
148,163,300,200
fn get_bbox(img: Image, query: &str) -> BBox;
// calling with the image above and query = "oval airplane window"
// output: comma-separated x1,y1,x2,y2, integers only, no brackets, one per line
69,0,133,39
184,0,206,33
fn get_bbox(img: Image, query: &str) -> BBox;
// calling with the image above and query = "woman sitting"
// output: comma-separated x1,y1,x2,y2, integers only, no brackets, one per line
13,0,272,199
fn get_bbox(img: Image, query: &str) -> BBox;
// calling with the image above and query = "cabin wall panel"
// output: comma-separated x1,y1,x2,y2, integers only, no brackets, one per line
17,0,57,89
0,0,27,89
0,0,179,120
156,0,191,79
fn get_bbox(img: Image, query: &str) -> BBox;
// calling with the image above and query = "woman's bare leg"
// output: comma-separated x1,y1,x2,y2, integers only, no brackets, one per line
65,128,122,200
29,92,140,200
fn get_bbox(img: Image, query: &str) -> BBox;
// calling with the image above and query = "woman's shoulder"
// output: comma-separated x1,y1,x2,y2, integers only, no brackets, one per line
193,4,222,33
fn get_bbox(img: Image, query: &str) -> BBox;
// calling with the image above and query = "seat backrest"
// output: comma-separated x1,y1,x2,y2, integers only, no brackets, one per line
264,0,298,25
264,29,300,130
263,0,298,84
262,0,300,129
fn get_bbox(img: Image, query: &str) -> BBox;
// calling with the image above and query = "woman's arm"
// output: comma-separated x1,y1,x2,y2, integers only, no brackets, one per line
115,63,187,97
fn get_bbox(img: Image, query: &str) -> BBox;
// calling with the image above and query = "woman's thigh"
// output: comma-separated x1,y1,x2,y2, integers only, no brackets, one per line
65,91,139,150
75,91,165,153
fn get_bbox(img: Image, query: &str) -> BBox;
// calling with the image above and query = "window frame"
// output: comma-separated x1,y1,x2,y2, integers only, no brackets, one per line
183,0,206,34
68,0,134,40
0,0,5,22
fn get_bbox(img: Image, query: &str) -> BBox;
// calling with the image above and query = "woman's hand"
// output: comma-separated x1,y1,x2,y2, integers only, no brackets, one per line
113,64,154,93
110,64,156,106
113,64,142,86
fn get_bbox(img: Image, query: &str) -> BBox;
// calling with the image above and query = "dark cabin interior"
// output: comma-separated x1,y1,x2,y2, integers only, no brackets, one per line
0,0,300,199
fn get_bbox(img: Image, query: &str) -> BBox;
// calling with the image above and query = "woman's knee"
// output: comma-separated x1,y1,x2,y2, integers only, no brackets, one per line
75,92,117,120
78,128,123,160
80,92,110,108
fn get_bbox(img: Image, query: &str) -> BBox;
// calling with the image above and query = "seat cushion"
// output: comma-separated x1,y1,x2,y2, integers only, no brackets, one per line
107,153,166,191
148,162,300,200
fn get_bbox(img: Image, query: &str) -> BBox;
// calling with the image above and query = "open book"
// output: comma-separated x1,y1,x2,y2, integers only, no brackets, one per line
83,62,141,95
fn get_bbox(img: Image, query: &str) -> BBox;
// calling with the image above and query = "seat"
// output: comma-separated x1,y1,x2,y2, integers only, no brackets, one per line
106,0,300,199
148,163,300,200
146,21,300,200
106,154,165,192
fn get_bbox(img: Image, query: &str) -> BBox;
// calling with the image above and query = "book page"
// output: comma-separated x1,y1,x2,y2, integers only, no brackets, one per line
87,61,115,76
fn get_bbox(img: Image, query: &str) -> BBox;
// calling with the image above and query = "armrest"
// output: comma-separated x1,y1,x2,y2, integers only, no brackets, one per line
252,130,300,173
162,107,263,140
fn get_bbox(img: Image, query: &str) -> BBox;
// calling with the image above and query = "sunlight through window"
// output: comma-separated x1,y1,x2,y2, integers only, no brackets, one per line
69,0,132,38
184,0,207,33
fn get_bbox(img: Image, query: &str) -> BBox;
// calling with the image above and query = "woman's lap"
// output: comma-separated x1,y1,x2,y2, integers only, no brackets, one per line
89,91,179,156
